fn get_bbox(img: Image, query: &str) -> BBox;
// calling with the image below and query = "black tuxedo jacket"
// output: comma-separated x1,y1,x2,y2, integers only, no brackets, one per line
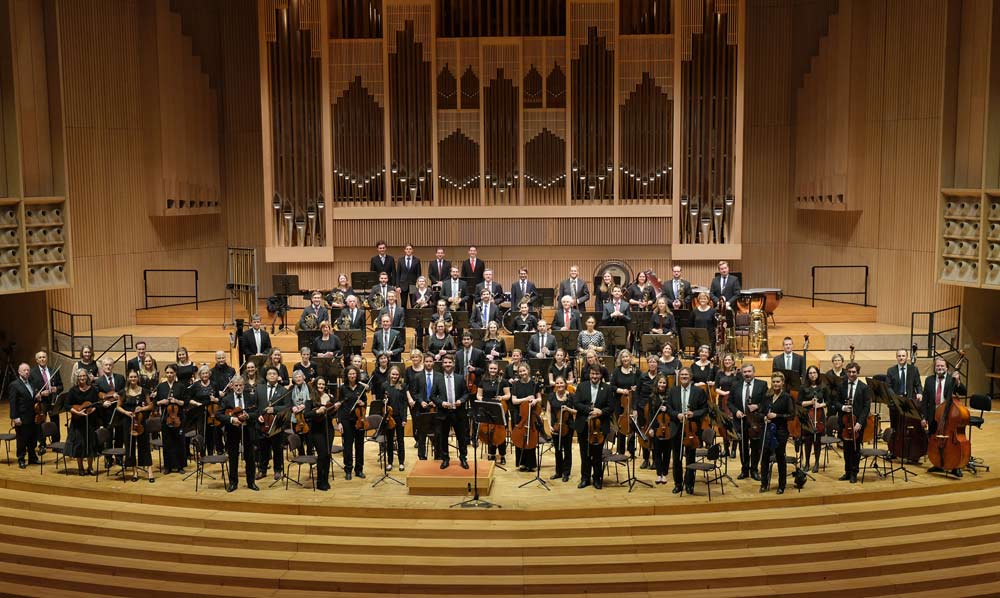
509,280,537,306
338,307,367,341
218,391,261,443
378,305,406,328
573,381,614,435
772,352,806,378
370,254,396,285
95,373,126,397
454,347,487,380
256,383,290,415
728,378,768,416
413,370,445,410
666,384,709,438
428,259,452,285
710,274,741,307
460,258,486,285
28,366,63,400
660,278,693,307
833,380,872,432
7,378,36,421
601,300,631,325
552,308,582,331
470,303,501,328
395,255,421,288
372,329,404,360
886,363,922,399
239,328,272,361
922,375,967,425
527,332,557,359
474,281,503,299
558,278,591,311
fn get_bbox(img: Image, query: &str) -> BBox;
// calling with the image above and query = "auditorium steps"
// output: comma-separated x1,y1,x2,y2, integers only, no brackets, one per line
0,479,997,597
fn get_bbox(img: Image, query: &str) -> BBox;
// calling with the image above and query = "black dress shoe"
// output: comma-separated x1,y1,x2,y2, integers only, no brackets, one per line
759,485,769,493
317,485,329,491
594,479,603,490
440,461,450,470
487,455,495,461
247,483,260,491
226,484,236,493
27,459,39,465
737,472,749,480
17,460,26,469
927,466,944,473
640,460,651,470
952,469,963,478
499,457,506,465
562,473,569,483
838,473,851,481
578,479,590,489
672,485,683,494
685,486,694,495
459,460,469,470
750,472,760,481
356,472,366,479
38,447,46,456
549,472,562,480
776,488,785,495
345,471,353,480
850,475,857,484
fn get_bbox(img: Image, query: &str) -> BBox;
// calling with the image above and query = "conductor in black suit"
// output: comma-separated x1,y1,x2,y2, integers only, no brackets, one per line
218,376,260,492
573,367,613,489
886,348,922,400
709,261,741,308
239,314,272,366
667,368,709,494
395,243,421,308
558,265,591,311
509,268,537,307
434,354,469,469
372,315,404,361
427,247,451,286
8,363,39,468
771,337,806,378
832,363,870,483
922,357,967,477
728,364,768,480
370,240,396,285
460,246,486,287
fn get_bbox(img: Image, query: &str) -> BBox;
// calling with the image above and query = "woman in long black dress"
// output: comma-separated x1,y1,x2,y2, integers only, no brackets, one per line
118,371,154,483
611,350,641,455
798,365,828,473
645,374,671,485
155,364,187,474
304,376,335,491
714,353,739,457
690,345,717,384
547,348,575,389
478,361,510,465
137,355,159,398
66,368,100,475
657,344,682,379
510,363,542,472
313,321,342,360
481,321,507,361
689,292,717,352
186,365,219,455
173,347,197,386
383,366,409,471
635,354,661,469
74,346,99,380
547,376,576,482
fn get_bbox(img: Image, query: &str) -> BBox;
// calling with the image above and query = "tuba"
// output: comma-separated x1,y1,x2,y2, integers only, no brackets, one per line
749,307,769,358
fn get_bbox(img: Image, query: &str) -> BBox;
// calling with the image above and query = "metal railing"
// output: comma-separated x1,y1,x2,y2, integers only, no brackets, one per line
49,308,94,359
95,334,134,369
142,269,199,310
910,306,966,375
810,265,870,307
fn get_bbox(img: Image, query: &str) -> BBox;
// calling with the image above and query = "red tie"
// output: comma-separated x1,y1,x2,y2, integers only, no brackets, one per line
565,310,570,327
936,378,943,405
471,258,475,271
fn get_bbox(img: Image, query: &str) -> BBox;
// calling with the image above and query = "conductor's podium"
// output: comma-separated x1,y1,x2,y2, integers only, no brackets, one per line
406,460,495,496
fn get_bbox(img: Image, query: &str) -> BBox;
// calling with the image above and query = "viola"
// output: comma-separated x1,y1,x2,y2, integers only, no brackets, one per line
385,404,397,430
637,402,652,450
511,397,541,450
260,411,276,434
747,408,765,440
804,386,825,435
466,371,478,397
33,400,46,424
71,401,98,419
587,414,605,445
928,394,971,471
787,388,802,440
653,400,671,440
682,413,702,449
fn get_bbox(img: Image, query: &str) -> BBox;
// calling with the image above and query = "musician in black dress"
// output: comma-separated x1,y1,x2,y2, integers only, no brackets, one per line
313,321,343,360
369,353,392,401
798,366,827,473
481,321,507,361
478,361,510,465
426,320,455,361
155,364,187,474
689,292,717,349
74,345,99,379
267,348,291,386
650,298,677,336
643,374,671,485
186,366,220,456
117,371,155,483
760,372,793,494
656,344,681,379
66,368,100,475
293,347,317,385
548,377,576,483
713,354,740,458
547,349,575,389
504,349,525,384
383,366,409,471
690,346,717,384
173,347,197,386
611,350,640,455
335,366,368,480
510,363,542,472
304,377,335,490
627,271,655,311
511,302,538,332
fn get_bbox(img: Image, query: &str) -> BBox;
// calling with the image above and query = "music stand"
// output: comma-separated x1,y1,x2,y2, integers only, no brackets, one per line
240,354,267,375
335,329,365,363
672,308,691,329
314,357,343,383
879,382,921,481
599,326,627,353
629,310,652,335
452,310,470,333
860,378,897,481
296,330,321,353
452,401,503,508
640,334,677,359
581,311,603,326
513,332,532,353
271,274,299,335
537,288,555,308
622,415,653,492
351,272,379,293
679,327,709,357
776,369,803,393
460,276,478,305
370,399,404,488
553,330,579,356
413,412,437,461
528,358,553,382
467,327,487,343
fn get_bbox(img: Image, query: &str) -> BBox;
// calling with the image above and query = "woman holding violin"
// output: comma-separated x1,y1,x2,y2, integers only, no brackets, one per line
66,368,100,476
548,348,575,389
117,371,154,483
713,354,739,459
304,376,335,490
760,371,793,494
547,376,577,483
478,361,510,465
510,363,543,472
186,365,220,456
383,366,409,471
798,366,827,473
641,374,671,485
335,366,368,480
173,347,197,386
611,350,640,455
288,370,311,454
635,354,662,469
155,364,187,474
481,321,507,361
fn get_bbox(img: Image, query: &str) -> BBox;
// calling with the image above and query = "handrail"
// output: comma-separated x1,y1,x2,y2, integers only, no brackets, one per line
143,269,199,310
810,265,870,307
94,334,134,369
49,307,94,360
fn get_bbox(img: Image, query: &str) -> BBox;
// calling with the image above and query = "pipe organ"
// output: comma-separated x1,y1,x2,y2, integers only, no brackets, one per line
259,0,744,261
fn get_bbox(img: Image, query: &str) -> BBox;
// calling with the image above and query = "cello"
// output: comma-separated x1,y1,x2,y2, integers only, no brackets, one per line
888,347,929,462
511,397,542,451
927,355,971,473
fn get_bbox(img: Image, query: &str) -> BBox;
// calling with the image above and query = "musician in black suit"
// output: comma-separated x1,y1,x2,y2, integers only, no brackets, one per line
370,240,396,285
218,376,260,492
832,363,871,483
298,291,328,329
334,366,368,479
378,291,406,329
552,295,582,331
455,333,487,381
509,268,537,307
601,286,631,326
8,363,39,468
709,261,741,308
413,354,445,460
470,290,501,328
29,350,63,452
527,320,557,359
573,367,614,489
666,368,709,494
760,372,794,494
661,265,693,310
922,357,967,477
369,271,393,306
558,265,591,311
771,337,806,379
239,314,272,365
474,269,503,301
338,295,367,345
395,243,421,308
372,315,404,361
728,364,768,480
460,246,486,287
125,341,151,375
255,366,290,481
886,348,922,400
433,354,469,469
94,359,126,465
440,266,467,312
427,247,451,286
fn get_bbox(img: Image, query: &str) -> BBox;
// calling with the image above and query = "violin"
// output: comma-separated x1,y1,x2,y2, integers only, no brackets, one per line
206,402,222,427
466,371,478,397
71,401,98,419
130,410,146,436
511,396,541,450
587,414,605,445
385,403,397,430
33,400,46,424
747,408,765,440
164,392,182,428
352,397,369,431
617,389,633,438
681,412,702,449
805,385,825,435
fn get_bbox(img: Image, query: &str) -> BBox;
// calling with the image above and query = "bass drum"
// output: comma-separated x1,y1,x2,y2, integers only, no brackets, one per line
593,260,633,294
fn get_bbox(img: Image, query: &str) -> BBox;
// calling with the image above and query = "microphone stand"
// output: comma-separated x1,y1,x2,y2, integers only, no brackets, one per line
452,399,500,508
372,391,404,488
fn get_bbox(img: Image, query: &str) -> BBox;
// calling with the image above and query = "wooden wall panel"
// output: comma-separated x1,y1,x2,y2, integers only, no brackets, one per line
9,0,55,197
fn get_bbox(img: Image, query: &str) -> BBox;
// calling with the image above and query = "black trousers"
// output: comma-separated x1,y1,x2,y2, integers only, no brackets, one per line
385,423,405,466
309,429,331,487
122,430,152,468
653,437,670,477
576,429,603,482
257,432,284,474
736,418,761,475
802,431,822,465
553,431,573,475
843,435,861,475
162,424,187,471
15,422,38,462
666,436,696,487
761,429,789,489
342,423,365,474
39,409,60,447
225,427,256,487
438,412,468,462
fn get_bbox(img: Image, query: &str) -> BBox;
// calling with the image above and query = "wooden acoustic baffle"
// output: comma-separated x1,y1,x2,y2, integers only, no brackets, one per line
0,0,71,294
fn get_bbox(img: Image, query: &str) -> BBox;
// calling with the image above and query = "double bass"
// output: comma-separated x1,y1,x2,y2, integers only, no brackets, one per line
927,356,971,473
